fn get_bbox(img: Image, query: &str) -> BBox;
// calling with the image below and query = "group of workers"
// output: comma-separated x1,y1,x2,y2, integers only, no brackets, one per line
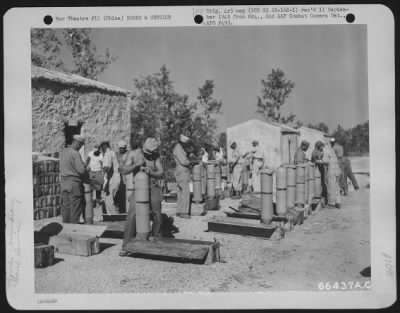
60,133,359,254
293,137,359,209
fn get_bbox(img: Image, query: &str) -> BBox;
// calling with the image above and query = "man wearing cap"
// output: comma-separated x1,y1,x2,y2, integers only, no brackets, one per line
116,140,129,212
119,137,164,255
248,140,264,193
294,140,310,164
173,134,195,218
330,138,345,193
85,144,104,205
311,140,328,207
229,141,244,197
100,141,121,214
60,135,90,223
321,140,341,209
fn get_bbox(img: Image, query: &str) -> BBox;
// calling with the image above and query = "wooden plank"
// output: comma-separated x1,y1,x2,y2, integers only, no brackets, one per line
102,214,127,222
49,234,100,256
208,217,277,239
59,223,107,237
225,211,259,220
34,244,55,268
123,238,214,264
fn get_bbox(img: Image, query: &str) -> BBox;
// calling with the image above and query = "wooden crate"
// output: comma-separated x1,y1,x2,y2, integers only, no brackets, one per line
34,244,55,268
48,223,107,256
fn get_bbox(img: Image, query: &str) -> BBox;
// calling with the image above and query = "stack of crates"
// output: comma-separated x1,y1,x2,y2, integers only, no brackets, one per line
33,155,61,220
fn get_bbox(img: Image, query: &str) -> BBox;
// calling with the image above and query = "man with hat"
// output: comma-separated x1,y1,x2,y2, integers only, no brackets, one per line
100,140,121,215
60,134,90,223
321,139,341,209
173,134,196,218
248,140,265,193
116,140,129,212
229,141,244,197
119,137,164,256
294,140,310,164
311,140,328,207
85,143,104,205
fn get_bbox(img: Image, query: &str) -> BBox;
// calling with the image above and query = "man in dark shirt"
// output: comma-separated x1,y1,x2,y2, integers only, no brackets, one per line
294,140,310,164
60,135,89,223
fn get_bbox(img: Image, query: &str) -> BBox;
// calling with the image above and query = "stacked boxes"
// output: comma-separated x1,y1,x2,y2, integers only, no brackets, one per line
33,156,61,220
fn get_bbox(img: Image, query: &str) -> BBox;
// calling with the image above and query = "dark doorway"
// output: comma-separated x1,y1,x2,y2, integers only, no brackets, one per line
64,121,83,147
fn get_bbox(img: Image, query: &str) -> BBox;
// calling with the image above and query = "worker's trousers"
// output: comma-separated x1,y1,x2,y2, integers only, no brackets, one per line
251,159,263,193
231,163,243,192
342,158,359,194
122,184,163,248
175,172,191,215
61,178,85,224
103,173,121,215
327,173,341,206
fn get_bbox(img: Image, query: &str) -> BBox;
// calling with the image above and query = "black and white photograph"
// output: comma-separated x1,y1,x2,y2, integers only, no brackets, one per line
4,5,396,310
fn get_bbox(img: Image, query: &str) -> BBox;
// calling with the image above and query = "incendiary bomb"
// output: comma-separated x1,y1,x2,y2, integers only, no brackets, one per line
314,165,322,198
84,183,93,224
308,163,315,202
125,174,134,212
215,163,223,198
295,163,305,208
192,164,203,203
276,166,287,216
135,170,151,240
285,164,296,209
304,163,309,205
260,168,273,224
206,163,216,199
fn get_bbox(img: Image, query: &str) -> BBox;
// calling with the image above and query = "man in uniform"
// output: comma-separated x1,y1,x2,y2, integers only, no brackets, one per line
311,140,328,207
294,140,310,164
100,141,121,214
119,137,164,256
116,140,129,212
229,141,244,197
330,138,345,194
321,139,341,209
248,140,265,193
60,135,89,223
173,134,195,219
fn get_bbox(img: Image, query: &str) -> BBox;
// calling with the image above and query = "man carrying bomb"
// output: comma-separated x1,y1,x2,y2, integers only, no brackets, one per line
119,137,164,256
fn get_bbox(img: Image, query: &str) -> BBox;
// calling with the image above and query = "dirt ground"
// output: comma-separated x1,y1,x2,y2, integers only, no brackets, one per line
35,159,370,293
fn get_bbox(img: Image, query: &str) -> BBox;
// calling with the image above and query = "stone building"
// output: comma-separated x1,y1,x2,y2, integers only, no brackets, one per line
31,65,132,158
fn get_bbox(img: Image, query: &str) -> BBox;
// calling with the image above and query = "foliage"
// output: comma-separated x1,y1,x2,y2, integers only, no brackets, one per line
256,68,296,124
130,66,222,180
31,28,116,80
331,121,369,155
307,122,329,134
217,132,227,152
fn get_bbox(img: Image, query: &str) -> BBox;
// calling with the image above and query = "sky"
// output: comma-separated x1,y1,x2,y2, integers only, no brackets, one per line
61,25,368,133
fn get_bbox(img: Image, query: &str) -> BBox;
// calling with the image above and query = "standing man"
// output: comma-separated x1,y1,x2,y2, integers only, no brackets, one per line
119,137,164,256
248,140,264,193
173,134,195,219
311,140,328,207
60,135,89,223
229,141,244,197
321,140,341,209
100,141,121,215
330,138,345,194
85,144,104,205
116,140,129,212
294,140,310,164
342,157,360,195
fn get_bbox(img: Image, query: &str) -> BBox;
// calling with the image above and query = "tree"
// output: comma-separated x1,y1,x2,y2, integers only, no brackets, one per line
217,132,227,151
256,68,296,124
307,122,329,134
130,66,222,180
31,28,116,80
31,29,64,70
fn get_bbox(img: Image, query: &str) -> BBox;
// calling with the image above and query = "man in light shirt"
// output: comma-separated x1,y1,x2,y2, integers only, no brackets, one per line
249,140,265,193
85,144,103,205
100,141,121,214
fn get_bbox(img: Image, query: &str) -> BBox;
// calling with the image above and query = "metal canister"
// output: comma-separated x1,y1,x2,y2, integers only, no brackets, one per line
295,163,305,208
276,166,287,216
192,164,203,203
260,168,273,225
206,163,216,199
135,170,151,240
84,183,93,224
